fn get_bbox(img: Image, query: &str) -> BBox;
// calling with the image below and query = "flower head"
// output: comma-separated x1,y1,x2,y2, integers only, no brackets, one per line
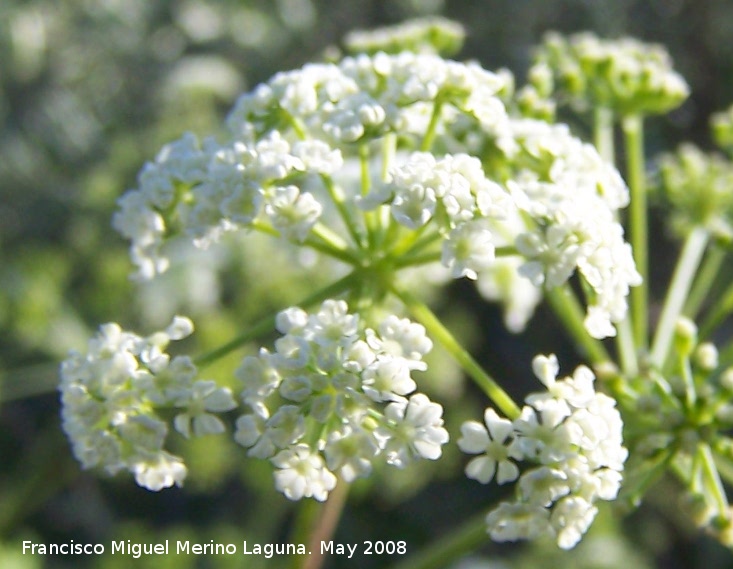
234,300,447,500
59,317,235,491
460,354,626,549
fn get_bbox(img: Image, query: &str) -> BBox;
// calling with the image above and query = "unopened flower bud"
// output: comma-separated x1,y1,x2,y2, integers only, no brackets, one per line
719,367,733,392
694,342,719,371
673,317,698,356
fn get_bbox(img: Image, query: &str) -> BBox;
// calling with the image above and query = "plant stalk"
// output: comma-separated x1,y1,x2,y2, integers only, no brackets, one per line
392,285,521,419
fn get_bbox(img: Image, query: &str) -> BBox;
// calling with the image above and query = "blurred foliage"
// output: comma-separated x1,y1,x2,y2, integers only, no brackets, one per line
3,1,733,568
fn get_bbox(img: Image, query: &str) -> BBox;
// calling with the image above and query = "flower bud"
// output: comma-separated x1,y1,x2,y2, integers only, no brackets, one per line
673,317,698,357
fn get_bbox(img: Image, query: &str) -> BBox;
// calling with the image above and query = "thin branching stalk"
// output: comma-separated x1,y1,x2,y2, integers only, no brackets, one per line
650,227,709,368
684,246,726,320
392,284,521,419
544,285,612,366
593,106,639,376
623,113,649,349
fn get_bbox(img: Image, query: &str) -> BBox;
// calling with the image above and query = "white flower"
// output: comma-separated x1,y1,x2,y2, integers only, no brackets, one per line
362,357,416,402
112,191,168,280
528,354,595,409
236,349,281,418
274,334,312,369
264,405,306,449
485,502,554,543
380,393,449,467
130,452,188,492
366,315,432,370
173,380,237,438
308,299,359,348
234,301,444,497
387,152,508,236
324,426,380,482
516,225,581,287
391,179,438,229
264,185,323,241
234,414,265,448
275,307,309,334
272,444,337,501
323,92,387,142
502,119,640,339
441,220,496,280
513,404,573,464
550,496,598,550
291,140,344,175
458,408,521,484
165,315,195,340
519,467,571,507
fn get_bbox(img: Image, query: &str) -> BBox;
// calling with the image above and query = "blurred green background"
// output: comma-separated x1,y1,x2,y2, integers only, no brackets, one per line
2,1,733,568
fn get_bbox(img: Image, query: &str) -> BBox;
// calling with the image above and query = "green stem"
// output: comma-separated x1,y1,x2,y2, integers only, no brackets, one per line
394,251,442,268
391,285,521,419
322,175,366,248
387,510,489,569
360,142,379,248
250,219,358,265
649,227,709,368
712,440,733,487
678,352,696,409
594,106,615,162
194,272,359,367
701,443,729,515
616,317,639,377
420,96,444,152
684,245,726,321
389,225,435,258
620,446,676,510
382,132,397,181
544,285,612,366
392,236,520,268
308,223,359,263
623,113,649,349
593,107,638,375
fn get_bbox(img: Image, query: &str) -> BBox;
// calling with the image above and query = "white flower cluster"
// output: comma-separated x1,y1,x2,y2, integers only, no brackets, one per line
113,131,343,280
114,52,510,281
233,299,449,501
112,50,639,339
59,317,236,491
459,354,627,549
227,51,509,142
506,120,642,338
384,152,512,279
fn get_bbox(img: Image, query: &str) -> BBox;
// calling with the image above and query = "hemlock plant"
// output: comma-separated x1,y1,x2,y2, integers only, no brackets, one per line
59,17,733,565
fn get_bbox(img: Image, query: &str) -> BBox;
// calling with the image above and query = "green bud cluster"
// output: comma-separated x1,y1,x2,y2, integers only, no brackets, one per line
343,16,465,56
622,318,733,537
655,143,733,241
532,32,689,117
